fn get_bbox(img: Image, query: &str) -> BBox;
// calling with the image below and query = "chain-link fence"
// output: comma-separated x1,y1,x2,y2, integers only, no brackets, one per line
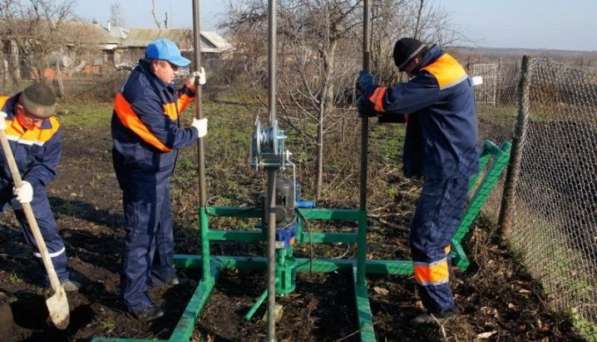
510,57,596,336
470,63,499,106
472,61,520,223
475,57,597,338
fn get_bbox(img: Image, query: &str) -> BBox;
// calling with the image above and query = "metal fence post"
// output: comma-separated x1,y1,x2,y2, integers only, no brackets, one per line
498,55,532,240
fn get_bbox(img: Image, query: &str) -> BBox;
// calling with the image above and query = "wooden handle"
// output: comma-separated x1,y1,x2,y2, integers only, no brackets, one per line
0,130,62,291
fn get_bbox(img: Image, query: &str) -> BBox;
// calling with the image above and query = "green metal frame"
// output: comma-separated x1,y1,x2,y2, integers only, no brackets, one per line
92,140,511,342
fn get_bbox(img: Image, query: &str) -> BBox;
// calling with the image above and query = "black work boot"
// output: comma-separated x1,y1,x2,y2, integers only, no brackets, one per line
411,308,458,325
150,276,181,289
130,305,165,321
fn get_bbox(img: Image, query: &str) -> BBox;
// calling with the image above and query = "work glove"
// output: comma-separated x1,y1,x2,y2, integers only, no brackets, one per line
356,70,378,98
195,67,207,86
0,111,6,130
192,118,208,138
357,95,378,118
184,67,207,91
13,181,33,204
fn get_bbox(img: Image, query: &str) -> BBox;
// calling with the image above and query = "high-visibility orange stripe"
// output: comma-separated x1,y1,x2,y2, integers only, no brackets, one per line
414,258,449,285
0,95,60,145
177,93,194,113
163,102,178,120
113,93,172,153
4,116,60,145
0,96,8,109
368,87,387,112
422,53,468,90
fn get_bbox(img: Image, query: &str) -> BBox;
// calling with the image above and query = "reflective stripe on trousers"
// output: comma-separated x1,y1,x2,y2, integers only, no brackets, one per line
409,175,470,313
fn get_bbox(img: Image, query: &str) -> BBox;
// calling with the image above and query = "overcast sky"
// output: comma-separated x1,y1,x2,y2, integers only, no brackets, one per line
75,0,597,51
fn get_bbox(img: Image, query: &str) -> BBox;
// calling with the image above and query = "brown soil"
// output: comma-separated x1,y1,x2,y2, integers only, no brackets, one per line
0,113,585,341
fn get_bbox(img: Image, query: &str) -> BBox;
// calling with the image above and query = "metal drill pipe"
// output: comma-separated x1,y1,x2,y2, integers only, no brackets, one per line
360,0,370,210
192,0,207,208
266,0,278,340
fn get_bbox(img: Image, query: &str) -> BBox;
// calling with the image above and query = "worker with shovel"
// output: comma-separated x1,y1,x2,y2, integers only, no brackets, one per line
112,38,208,321
0,83,79,292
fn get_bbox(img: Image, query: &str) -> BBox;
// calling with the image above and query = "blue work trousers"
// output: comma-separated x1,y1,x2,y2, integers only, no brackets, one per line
0,184,70,281
114,164,176,312
409,175,470,314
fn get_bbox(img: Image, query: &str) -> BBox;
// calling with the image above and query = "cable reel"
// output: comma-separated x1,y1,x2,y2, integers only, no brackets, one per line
250,118,290,170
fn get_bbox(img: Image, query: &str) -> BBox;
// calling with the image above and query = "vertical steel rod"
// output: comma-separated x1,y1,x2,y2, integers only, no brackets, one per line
192,0,211,281
360,0,370,210
499,55,532,240
266,0,278,340
192,0,206,207
355,0,371,288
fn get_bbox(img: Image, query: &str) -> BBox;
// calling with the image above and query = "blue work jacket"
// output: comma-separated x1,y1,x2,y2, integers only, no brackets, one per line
0,94,62,188
111,59,198,173
369,46,479,179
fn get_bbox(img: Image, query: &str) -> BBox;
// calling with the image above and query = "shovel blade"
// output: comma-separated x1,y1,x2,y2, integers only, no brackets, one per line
46,286,69,330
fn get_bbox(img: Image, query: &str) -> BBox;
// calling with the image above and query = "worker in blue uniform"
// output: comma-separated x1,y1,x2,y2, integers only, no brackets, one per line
0,83,79,292
357,38,479,324
112,38,208,321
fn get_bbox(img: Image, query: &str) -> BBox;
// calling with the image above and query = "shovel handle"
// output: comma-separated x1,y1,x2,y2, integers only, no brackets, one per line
0,130,62,291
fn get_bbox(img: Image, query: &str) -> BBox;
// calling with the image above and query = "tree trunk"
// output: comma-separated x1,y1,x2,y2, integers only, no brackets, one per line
55,60,65,98
9,40,21,83
315,40,337,200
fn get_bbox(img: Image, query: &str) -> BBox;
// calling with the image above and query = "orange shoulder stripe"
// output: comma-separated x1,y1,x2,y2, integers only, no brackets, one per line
113,93,172,152
422,53,468,90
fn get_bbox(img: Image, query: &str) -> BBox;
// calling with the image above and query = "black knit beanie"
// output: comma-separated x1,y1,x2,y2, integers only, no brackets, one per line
393,38,427,71
20,83,56,119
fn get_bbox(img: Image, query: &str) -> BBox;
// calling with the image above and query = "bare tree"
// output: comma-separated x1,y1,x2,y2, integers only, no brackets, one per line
151,0,168,29
369,0,462,82
0,0,77,82
221,0,462,199
109,1,125,27
0,0,104,92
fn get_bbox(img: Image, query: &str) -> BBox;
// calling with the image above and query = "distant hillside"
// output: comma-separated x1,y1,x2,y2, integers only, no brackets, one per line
448,46,597,67
451,46,597,58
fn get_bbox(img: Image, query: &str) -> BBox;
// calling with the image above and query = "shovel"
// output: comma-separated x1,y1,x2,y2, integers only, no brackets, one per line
0,128,70,329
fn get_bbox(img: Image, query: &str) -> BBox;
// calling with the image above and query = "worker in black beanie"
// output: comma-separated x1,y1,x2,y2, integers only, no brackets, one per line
356,38,479,325
393,38,429,72
0,83,80,292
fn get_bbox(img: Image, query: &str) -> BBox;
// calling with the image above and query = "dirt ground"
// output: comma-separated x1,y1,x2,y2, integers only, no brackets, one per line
0,109,585,341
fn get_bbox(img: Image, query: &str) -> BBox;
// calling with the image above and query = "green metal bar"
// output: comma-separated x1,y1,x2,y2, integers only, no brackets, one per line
92,338,160,342
175,255,416,276
356,210,368,286
469,154,491,189
353,267,376,342
482,139,503,155
207,230,263,242
92,277,217,342
298,208,363,221
200,207,212,281
450,241,470,271
301,231,357,244
469,141,504,192
175,255,268,270
245,289,268,321
453,142,512,243
206,206,262,218
169,277,217,341
364,259,413,275
205,230,358,244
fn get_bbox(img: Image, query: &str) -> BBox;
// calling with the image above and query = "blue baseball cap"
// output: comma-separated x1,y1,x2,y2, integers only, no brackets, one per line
145,38,191,67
